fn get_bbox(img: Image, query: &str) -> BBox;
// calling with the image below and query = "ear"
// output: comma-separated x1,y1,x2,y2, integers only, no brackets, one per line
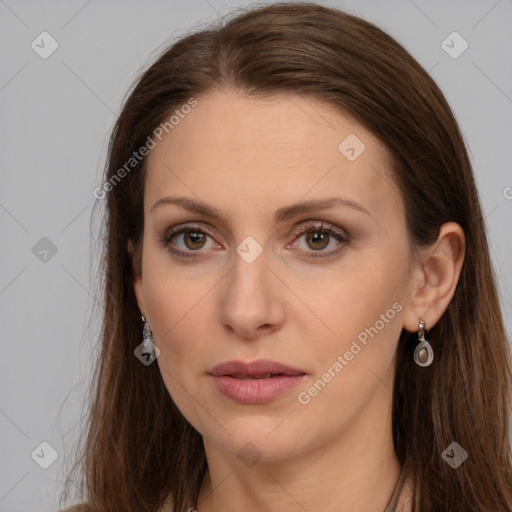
402,222,465,333
127,238,148,319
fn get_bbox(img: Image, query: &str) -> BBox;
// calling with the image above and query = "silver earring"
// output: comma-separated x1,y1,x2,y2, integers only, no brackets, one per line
141,315,153,343
138,314,159,364
413,319,434,367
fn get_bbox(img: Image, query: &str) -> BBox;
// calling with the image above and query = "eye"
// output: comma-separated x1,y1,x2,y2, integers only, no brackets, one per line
290,221,349,258
160,224,219,258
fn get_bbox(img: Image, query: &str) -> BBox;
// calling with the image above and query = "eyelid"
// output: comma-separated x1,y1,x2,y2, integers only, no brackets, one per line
162,222,214,240
292,220,348,239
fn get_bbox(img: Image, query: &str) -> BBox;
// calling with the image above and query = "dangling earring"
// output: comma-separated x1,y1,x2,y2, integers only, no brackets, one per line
413,319,434,367
135,314,160,365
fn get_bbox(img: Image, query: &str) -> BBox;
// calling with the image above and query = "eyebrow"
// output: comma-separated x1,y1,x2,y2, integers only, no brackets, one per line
149,195,371,221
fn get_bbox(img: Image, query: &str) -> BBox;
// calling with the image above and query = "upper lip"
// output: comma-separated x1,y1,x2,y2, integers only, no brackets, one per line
208,359,306,377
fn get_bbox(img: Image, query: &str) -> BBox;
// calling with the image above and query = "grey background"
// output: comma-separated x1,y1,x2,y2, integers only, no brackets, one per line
1,0,511,510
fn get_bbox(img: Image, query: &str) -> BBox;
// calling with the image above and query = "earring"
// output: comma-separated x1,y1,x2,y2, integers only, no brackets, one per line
413,319,434,367
141,314,153,343
138,314,159,364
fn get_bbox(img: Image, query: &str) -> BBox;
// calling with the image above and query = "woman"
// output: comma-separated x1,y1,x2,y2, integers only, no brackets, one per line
60,2,512,511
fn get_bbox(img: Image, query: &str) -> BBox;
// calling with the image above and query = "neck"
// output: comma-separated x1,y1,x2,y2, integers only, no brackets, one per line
195,383,411,512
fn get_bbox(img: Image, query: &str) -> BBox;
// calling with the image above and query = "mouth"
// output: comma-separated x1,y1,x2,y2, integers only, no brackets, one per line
208,359,306,378
208,359,306,404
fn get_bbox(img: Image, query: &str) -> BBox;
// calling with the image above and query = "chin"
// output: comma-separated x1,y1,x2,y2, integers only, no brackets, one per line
202,419,314,463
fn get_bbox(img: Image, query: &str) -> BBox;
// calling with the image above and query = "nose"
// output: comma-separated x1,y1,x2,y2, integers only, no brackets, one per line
219,247,285,340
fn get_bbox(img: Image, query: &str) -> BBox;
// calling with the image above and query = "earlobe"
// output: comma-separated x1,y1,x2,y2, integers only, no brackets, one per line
402,222,465,332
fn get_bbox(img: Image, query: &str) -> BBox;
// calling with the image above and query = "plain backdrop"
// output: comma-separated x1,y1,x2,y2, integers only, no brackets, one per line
1,0,511,510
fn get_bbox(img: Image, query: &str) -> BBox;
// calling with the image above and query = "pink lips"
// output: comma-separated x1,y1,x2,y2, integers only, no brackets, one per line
208,359,306,405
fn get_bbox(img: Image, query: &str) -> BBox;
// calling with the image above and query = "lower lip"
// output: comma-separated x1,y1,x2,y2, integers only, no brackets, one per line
211,374,306,405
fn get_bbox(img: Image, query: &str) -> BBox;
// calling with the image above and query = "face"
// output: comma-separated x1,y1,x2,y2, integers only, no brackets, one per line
131,89,416,462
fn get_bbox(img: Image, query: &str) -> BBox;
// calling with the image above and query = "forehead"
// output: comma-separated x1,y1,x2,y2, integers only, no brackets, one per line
144,89,400,221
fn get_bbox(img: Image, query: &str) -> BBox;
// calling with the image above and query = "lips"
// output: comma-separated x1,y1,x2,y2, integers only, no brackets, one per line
208,359,306,405
208,359,306,378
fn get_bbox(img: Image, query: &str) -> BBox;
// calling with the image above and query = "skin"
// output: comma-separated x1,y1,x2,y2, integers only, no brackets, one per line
128,88,465,512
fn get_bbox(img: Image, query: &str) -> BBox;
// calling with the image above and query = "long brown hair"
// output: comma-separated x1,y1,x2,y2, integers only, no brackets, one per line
60,3,512,511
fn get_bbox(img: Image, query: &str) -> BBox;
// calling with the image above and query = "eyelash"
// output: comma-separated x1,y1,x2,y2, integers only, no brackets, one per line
160,221,350,260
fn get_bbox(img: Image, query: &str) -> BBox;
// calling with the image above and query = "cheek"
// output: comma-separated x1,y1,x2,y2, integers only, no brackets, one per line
145,276,207,354
142,241,221,334
294,246,409,406
293,280,405,427
141,255,219,400
301,249,408,347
